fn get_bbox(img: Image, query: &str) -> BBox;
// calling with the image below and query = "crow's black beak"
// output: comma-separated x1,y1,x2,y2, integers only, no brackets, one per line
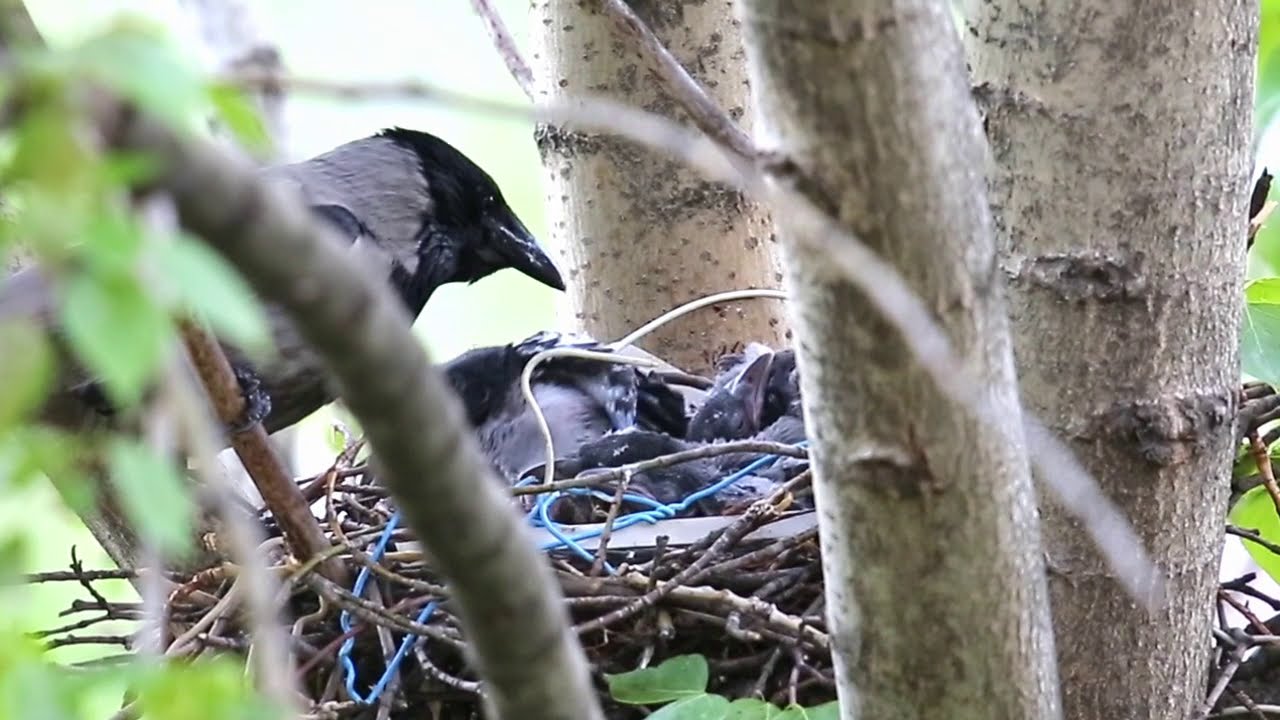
485,211,566,291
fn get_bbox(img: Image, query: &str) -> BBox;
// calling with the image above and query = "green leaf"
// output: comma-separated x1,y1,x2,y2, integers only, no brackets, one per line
1259,0,1280,138
0,320,53,429
79,205,147,273
726,698,785,720
606,654,709,705
68,20,206,132
648,693,730,720
107,438,194,556
206,83,271,154
775,702,840,720
0,426,94,513
152,234,270,352
60,270,172,406
1242,278,1280,386
1231,484,1280,584
6,104,90,191
0,533,28,588
138,657,279,720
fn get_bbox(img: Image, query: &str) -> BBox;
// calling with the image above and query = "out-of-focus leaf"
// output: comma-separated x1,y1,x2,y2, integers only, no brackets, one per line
0,533,28,587
0,632,81,720
96,151,161,189
0,629,134,720
206,83,271,154
1230,484,1280,584
1254,205,1280,280
774,702,839,720
68,20,205,132
0,427,93,514
648,694,730,720
152,234,270,352
5,104,91,192
60,270,171,406
138,657,279,720
1259,0,1280,138
79,209,146,275
0,320,53,429
107,438,194,557
726,698,785,720
1242,278,1280,387
606,654,709,705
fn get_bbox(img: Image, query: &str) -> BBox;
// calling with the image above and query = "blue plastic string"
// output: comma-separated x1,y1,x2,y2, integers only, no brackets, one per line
337,441,806,705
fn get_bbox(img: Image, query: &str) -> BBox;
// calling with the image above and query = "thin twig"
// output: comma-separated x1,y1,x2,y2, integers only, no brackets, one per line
1228,525,1280,557
590,470,632,577
574,503,777,635
467,0,533,100
1250,433,1280,520
178,318,342,583
1198,645,1250,720
164,356,300,710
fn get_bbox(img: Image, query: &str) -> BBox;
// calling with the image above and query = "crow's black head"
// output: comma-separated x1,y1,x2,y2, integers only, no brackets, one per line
379,128,565,296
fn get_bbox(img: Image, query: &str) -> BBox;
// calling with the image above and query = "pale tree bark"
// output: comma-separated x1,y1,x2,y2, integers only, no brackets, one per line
530,0,786,373
961,2,1255,718
738,2,1060,718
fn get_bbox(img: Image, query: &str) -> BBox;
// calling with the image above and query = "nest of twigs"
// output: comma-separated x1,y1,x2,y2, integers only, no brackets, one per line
33,431,832,719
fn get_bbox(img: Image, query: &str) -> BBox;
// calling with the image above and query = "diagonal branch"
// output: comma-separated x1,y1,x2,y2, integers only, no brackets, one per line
600,0,759,161
177,319,343,583
468,0,533,101
83,89,603,720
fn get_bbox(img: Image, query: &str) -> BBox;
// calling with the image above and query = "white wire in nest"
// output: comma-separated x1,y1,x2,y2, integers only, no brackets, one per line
519,288,790,487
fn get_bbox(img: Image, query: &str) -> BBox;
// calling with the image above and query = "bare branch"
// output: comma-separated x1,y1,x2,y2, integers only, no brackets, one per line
468,0,533,101
177,318,343,584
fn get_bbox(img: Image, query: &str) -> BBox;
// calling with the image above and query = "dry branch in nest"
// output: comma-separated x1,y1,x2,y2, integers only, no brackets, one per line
31,352,831,720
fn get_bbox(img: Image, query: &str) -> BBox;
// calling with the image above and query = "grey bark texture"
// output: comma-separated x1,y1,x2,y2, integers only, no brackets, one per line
529,0,786,373
962,2,1255,718
87,90,604,720
738,2,1061,718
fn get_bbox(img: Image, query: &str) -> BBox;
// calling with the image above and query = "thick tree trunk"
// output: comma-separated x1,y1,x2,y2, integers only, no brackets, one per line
529,0,786,373
961,2,1254,718
738,2,1060,718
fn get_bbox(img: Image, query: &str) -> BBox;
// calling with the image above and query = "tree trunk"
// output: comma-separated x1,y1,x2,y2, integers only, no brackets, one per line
738,2,1060,718
529,0,786,373
961,2,1254,718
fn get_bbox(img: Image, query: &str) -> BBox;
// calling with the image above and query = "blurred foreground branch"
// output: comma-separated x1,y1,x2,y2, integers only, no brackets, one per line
80,87,603,720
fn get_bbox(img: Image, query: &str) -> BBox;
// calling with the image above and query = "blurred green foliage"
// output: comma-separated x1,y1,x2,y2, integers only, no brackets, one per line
0,1,559,718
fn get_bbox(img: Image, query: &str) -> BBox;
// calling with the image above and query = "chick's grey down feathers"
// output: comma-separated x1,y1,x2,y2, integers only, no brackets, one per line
443,331,688,482
544,344,808,516
2,127,565,436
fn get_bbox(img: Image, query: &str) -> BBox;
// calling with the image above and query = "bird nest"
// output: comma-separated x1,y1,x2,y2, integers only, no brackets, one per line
31,388,832,718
